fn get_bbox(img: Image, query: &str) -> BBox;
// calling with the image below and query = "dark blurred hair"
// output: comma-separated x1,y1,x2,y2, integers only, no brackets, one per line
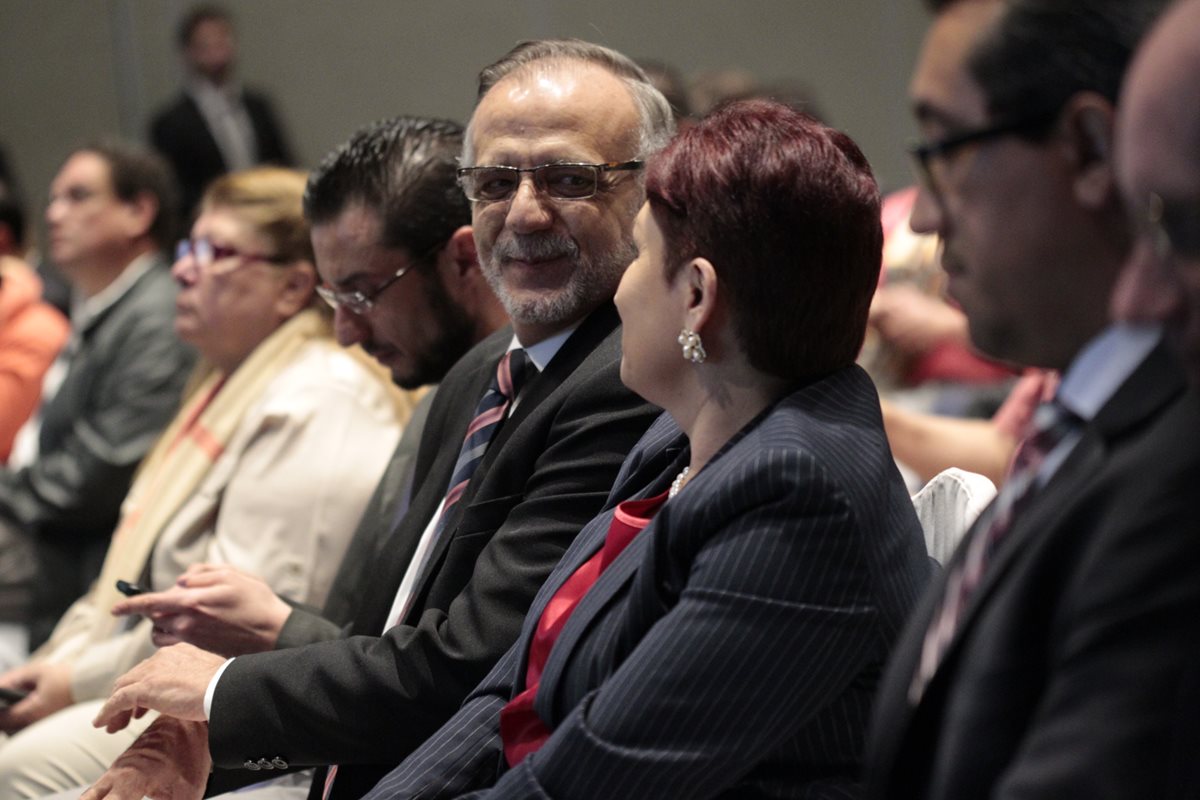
69,140,179,252
177,3,233,49
646,99,882,382
0,184,25,252
304,116,468,266
465,38,674,163
926,0,1168,121
636,58,692,124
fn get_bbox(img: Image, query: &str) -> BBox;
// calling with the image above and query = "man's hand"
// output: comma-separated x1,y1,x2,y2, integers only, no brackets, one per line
92,643,223,734
111,563,292,657
0,661,73,733
81,716,210,800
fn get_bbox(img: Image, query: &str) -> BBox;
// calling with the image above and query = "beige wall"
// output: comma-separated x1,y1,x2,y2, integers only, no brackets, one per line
0,0,929,246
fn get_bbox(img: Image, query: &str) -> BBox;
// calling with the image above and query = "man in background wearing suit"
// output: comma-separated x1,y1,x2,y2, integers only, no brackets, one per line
150,4,293,222
0,142,195,653
865,1,1200,798
83,40,671,800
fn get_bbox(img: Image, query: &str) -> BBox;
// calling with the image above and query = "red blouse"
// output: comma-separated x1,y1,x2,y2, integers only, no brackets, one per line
499,490,670,766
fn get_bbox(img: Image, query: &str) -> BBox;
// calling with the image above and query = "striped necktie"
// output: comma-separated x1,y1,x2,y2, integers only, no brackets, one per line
438,348,531,527
909,400,1079,704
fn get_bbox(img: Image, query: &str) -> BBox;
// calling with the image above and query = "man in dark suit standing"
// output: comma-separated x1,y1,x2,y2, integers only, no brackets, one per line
82,40,672,800
865,1,1200,798
150,4,292,222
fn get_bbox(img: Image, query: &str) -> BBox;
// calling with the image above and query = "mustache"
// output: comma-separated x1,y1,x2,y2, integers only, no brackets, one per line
492,233,579,263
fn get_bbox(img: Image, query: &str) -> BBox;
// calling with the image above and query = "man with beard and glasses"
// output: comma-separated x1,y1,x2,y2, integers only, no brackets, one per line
80,40,671,800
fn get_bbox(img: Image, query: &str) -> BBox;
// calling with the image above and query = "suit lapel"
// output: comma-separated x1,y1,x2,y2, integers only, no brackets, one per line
935,341,1186,677
405,304,622,608
534,457,681,720
351,335,505,635
878,340,1188,780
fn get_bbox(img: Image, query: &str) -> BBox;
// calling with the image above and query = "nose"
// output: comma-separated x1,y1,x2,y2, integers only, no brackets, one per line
1111,238,1184,324
333,305,371,348
908,182,944,237
503,176,555,235
171,252,198,286
45,196,66,225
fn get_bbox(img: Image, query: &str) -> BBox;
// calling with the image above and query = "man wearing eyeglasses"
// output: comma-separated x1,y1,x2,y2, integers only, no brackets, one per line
1112,0,1200,388
81,41,671,800
1112,6,1200,796
865,1,1200,798
0,142,194,652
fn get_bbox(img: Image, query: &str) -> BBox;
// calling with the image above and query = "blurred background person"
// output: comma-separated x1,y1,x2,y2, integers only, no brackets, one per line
0,141,195,651
150,3,293,224
366,99,929,800
0,167,409,797
0,184,69,466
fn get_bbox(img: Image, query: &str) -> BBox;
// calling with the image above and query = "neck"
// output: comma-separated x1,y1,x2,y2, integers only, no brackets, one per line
677,367,792,477
69,245,153,298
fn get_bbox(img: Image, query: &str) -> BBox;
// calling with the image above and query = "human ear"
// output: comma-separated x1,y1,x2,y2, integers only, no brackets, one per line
1059,93,1117,210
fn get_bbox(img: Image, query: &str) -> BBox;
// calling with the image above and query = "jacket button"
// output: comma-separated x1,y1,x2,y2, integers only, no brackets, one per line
244,760,261,771
272,757,289,769
257,758,274,770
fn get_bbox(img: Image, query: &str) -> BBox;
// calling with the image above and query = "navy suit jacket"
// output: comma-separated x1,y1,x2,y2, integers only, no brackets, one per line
368,364,930,799
865,343,1200,800
206,304,660,799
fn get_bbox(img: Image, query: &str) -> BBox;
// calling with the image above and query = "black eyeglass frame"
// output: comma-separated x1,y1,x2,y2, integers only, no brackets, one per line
907,111,1061,198
315,239,444,315
456,160,644,203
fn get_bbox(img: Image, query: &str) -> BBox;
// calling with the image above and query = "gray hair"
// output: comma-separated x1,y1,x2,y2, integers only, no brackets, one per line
462,39,675,166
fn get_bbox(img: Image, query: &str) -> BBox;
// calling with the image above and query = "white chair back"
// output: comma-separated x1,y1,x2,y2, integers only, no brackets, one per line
911,468,997,564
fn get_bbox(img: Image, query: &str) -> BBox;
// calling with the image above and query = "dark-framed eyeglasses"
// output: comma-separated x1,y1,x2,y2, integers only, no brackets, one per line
908,111,1059,200
316,262,415,315
1139,192,1200,262
456,160,644,203
175,237,288,274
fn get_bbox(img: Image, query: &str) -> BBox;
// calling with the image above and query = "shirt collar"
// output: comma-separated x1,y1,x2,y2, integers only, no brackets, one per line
70,253,157,333
511,323,580,373
1057,322,1162,422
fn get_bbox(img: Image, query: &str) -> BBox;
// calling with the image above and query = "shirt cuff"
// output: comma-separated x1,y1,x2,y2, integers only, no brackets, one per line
204,657,235,720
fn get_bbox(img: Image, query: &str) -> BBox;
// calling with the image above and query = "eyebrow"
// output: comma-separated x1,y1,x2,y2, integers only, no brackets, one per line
911,100,978,132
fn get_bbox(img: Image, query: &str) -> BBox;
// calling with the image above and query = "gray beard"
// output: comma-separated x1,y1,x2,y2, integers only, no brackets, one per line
482,232,636,328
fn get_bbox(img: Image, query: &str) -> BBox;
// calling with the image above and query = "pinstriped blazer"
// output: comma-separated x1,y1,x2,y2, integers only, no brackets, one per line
366,364,931,800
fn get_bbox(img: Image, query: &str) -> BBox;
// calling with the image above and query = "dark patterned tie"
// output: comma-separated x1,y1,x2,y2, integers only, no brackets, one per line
909,400,1079,704
438,348,531,528
396,347,532,624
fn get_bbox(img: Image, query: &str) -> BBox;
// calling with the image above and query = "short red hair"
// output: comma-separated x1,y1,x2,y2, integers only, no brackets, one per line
646,99,882,381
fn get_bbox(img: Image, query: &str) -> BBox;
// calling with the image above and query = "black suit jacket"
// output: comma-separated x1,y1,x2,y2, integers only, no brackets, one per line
368,365,931,800
866,342,1200,800
149,89,292,218
206,304,659,798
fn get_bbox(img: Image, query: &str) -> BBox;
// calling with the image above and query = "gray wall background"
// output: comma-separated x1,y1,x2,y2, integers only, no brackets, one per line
0,0,930,246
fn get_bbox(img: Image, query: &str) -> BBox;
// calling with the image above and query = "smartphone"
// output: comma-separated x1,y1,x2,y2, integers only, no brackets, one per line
0,686,27,708
115,579,146,597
